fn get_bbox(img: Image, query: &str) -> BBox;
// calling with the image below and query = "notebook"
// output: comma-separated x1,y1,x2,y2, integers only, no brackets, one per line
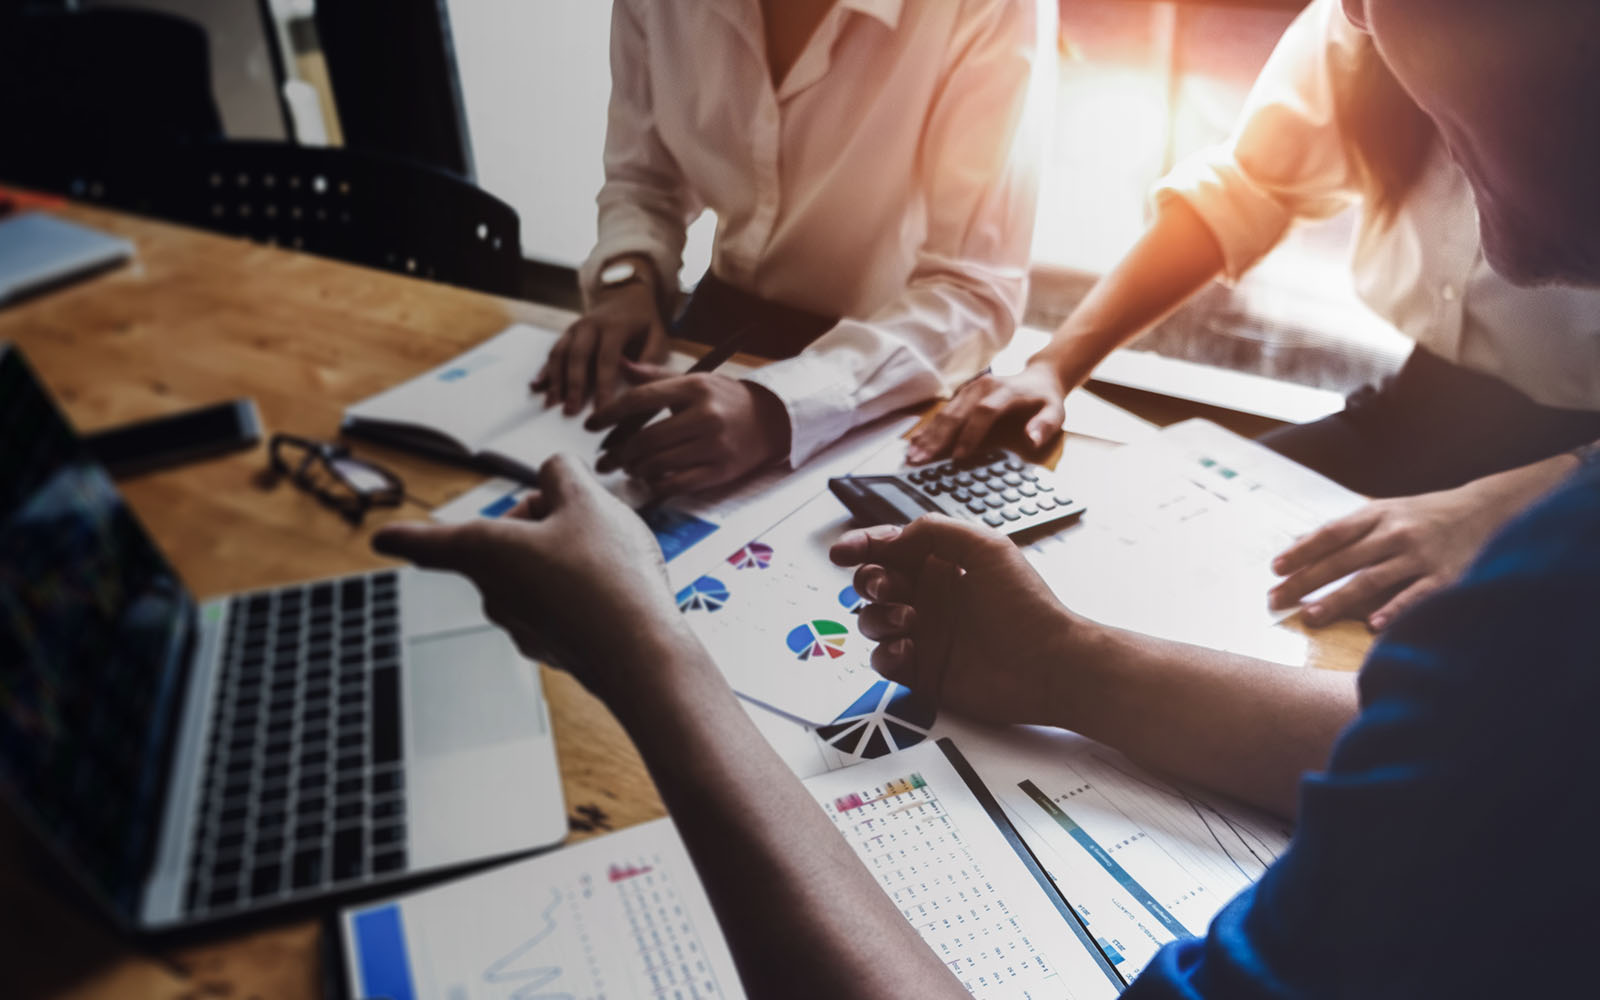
342,324,738,502
0,212,133,304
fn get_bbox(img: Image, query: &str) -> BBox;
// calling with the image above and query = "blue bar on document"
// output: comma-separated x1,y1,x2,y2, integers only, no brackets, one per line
352,903,417,1000
480,490,523,518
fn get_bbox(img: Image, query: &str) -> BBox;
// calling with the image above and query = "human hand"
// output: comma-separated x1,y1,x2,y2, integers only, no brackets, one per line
1269,467,1567,630
534,280,668,414
585,361,791,496
828,516,1082,725
372,454,691,702
906,362,1069,464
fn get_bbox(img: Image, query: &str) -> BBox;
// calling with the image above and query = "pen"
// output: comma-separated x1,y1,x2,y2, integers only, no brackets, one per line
596,321,761,456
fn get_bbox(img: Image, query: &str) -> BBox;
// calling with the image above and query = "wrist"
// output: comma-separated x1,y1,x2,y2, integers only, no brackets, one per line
592,253,665,313
600,620,722,727
1029,330,1109,392
743,380,794,465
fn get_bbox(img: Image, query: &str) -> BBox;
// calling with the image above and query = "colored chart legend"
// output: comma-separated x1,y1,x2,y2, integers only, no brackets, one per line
675,576,730,613
607,862,654,883
834,773,927,813
726,541,774,569
786,619,849,660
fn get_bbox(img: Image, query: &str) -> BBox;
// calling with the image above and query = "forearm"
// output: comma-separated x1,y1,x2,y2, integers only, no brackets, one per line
609,628,969,1000
1054,623,1357,820
1031,196,1226,390
1463,449,1584,512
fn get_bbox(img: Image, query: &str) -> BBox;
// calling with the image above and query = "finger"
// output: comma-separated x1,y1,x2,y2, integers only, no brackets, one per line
1270,529,1396,611
851,563,918,604
952,388,1023,461
621,357,675,383
543,326,579,407
592,327,629,407
857,602,914,642
638,321,671,365
613,411,716,472
1299,558,1415,626
1024,400,1065,449
536,452,606,507
1272,507,1382,576
830,524,905,567
871,637,916,686
625,436,717,483
843,514,1001,575
650,463,725,497
372,521,484,573
505,489,549,521
908,383,987,464
563,320,602,414
1367,577,1445,632
586,377,697,430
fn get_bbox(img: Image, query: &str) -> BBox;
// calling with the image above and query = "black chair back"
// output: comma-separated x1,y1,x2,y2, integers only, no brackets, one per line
162,141,525,299
0,8,223,202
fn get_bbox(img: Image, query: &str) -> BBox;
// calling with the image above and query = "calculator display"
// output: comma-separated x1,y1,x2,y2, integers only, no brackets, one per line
866,479,942,521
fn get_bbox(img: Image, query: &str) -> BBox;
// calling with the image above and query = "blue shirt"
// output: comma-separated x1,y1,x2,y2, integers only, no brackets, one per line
1127,461,1600,998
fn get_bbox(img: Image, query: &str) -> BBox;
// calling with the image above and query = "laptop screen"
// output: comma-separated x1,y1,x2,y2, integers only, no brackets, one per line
0,346,195,918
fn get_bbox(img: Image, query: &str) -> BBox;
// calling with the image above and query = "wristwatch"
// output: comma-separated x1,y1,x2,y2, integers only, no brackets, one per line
598,258,645,291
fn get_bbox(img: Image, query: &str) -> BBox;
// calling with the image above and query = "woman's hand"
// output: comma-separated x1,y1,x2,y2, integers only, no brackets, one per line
534,277,669,413
906,362,1069,464
1270,456,1579,630
586,362,791,496
372,454,691,701
829,516,1084,725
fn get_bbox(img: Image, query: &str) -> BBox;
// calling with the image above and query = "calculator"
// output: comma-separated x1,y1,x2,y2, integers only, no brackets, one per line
828,449,1086,539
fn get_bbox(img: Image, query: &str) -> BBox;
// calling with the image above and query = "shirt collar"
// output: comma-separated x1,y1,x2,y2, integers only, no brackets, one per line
839,0,903,30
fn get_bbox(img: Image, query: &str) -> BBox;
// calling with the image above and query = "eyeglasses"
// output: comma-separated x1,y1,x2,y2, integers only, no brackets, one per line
267,433,408,525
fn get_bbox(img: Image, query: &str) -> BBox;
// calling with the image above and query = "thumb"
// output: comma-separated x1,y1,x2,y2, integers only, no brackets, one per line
535,452,607,506
372,520,482,573
1025,404,1064,448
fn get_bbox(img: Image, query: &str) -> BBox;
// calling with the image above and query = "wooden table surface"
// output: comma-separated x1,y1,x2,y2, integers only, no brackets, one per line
1,203,1372,999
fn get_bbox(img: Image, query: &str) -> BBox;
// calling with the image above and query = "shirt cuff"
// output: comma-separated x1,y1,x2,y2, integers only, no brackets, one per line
579,222,683,307
1152,149,1296,282
741,353,858,467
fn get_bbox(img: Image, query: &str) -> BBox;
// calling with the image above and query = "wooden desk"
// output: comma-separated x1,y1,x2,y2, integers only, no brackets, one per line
1,205,1371,999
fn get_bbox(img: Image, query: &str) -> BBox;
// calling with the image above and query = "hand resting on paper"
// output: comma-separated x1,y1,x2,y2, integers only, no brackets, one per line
534,274,669,413
1269,455,1580,630
585,361,791,496
906,362,1070,464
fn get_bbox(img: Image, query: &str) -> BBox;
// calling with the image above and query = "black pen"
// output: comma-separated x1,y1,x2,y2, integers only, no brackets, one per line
595,322,762,456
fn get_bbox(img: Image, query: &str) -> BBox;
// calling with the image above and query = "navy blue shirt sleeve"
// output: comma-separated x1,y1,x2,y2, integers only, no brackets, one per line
1125,462,1600,999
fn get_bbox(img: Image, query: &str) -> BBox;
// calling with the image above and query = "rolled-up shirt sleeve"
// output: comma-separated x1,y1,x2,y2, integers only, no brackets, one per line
745,0,1040,465
1152,0,1363,282
577,0,703,304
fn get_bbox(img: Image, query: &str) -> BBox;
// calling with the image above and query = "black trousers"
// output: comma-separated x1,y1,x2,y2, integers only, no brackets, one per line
670,272,837,360
1259,347,1600,497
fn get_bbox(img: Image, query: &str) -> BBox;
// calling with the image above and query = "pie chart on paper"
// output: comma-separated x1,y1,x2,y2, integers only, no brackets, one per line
786,619,849,660
727,541,774,570
675,575,730,613
815,680,936,760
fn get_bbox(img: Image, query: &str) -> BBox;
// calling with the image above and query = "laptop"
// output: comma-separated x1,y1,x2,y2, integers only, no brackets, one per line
0,212,133,305
0,344,567,932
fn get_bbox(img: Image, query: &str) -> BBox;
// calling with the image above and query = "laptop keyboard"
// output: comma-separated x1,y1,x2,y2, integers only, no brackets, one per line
183,570,407,916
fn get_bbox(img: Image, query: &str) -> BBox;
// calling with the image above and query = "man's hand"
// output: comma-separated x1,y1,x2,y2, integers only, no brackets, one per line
535,277,668,414
372,455,690,701
586,361,791,496
906,362,1068,465
1270,457,1577,629
828,516,1082,725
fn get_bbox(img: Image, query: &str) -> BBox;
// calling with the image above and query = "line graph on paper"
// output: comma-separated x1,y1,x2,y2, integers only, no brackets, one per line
997,750,1291,982
477,852,732,1000
823,772,1064,999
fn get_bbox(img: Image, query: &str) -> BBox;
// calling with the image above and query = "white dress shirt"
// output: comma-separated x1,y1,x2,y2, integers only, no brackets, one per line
579,0,1042,464
1156,0,1600,412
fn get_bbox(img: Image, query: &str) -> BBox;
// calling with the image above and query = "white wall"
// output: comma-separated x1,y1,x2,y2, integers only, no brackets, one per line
446,0,715,276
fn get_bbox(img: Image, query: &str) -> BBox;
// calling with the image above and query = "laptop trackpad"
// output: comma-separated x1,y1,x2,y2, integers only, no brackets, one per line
407,628,546,758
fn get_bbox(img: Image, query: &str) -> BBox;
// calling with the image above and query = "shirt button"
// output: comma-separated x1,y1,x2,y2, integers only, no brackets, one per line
1441,284,1458,302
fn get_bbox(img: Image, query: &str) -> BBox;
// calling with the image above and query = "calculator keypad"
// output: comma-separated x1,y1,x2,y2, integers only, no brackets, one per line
907,450,1083,535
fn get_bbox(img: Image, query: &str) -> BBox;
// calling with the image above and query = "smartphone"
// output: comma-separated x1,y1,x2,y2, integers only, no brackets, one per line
84,398,262,477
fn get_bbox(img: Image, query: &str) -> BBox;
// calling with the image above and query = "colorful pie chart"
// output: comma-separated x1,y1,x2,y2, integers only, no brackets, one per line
786,619,849,660
675,575,730,612
838,585,865,613
815,680,936,760
727,541,774,569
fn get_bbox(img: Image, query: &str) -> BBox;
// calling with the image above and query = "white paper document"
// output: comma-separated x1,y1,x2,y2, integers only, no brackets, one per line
341,741,1124,1000
1026,419,1366,663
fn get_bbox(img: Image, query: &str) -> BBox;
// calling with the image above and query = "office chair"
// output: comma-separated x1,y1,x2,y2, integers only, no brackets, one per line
161,141,526,299
0,7,224,206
